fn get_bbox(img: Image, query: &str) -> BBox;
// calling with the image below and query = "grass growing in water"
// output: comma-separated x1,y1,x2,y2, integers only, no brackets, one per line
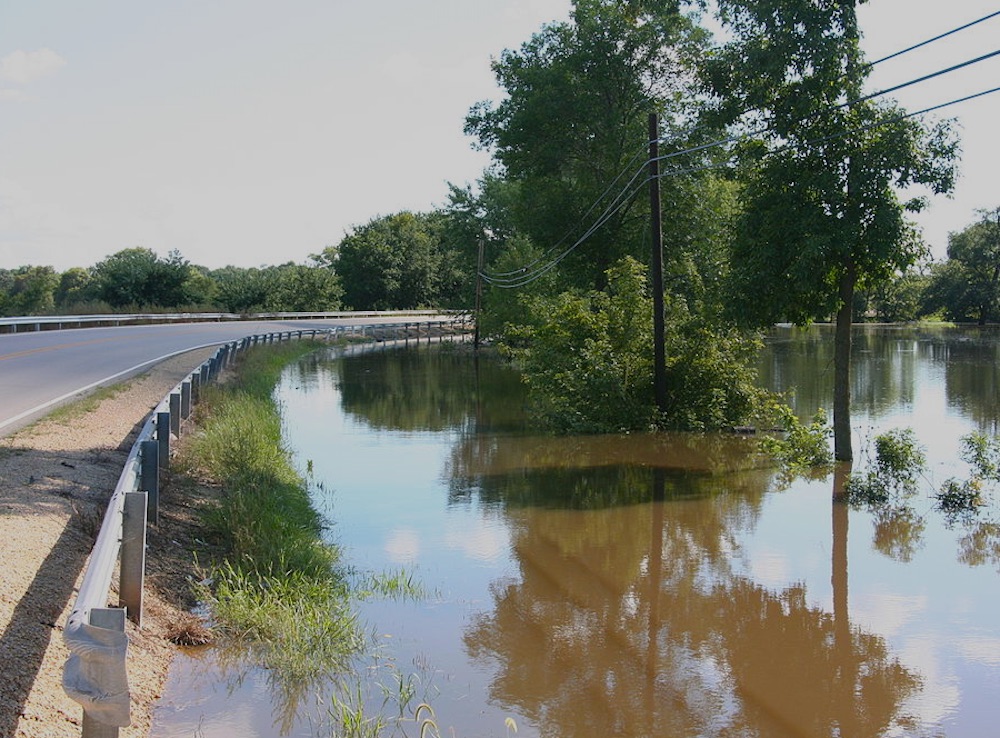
182,341,367,686
179,339,467,735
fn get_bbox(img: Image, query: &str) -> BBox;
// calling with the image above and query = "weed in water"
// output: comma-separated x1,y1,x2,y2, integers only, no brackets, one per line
845,428,926,509
758,406,833,472
934,478,985,518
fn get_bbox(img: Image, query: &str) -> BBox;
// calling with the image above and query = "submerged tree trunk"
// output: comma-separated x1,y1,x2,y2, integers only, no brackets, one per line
834,260,856,461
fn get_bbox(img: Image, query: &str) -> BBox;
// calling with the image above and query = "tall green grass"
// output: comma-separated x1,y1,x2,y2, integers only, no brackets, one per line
180,340,437,735
182,341,366,685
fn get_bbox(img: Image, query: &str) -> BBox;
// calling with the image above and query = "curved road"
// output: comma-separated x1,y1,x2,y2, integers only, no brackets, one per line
0,316,451,435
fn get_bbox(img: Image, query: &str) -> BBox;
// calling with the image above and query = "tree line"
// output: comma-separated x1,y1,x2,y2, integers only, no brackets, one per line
3,204,995,323
0,209,477,316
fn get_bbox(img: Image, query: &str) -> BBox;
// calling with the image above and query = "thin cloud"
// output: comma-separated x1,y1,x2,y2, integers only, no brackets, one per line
0,48,66,85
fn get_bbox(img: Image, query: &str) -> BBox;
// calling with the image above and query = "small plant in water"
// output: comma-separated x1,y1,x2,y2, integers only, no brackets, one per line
960,432,1000,482
758,406,833,471
935,478,985,516
845,428,926,509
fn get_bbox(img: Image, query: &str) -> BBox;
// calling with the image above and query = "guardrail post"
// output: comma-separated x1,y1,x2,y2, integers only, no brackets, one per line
77,607,128,738
170,392,181,435
156,411,170,469
140,440,159,526
191,369,201,404
120,492,148,625
181,380,192,420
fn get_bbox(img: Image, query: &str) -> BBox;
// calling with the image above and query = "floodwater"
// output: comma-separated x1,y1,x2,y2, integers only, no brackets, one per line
152,325,1000,737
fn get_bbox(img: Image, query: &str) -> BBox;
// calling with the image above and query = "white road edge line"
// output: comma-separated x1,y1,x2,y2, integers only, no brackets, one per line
0,342,223,431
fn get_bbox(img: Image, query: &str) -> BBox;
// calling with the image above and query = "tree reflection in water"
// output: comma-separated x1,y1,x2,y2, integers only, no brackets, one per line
455,455,920,738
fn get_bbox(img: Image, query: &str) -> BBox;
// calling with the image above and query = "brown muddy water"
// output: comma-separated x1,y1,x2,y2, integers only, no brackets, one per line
151,325,1000,737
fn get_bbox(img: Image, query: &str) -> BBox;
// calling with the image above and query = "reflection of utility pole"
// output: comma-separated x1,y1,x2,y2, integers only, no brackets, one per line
648,114,667,415
646,468,665,732
474,237,485,350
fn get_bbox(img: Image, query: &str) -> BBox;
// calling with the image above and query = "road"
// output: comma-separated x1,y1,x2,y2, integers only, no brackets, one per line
0,316,452,435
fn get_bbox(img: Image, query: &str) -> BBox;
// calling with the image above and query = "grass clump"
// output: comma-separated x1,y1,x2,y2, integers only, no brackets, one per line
182,341,367,684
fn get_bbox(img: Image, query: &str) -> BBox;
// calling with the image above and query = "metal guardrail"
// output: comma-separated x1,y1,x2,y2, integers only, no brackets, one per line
0,310,454,334
60,318,471,737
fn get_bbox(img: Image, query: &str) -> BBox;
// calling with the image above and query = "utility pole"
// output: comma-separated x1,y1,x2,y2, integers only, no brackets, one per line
649,113,667,415
474,237,485,350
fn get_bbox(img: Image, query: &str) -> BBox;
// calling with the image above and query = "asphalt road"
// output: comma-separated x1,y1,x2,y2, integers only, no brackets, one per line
0,316,451,435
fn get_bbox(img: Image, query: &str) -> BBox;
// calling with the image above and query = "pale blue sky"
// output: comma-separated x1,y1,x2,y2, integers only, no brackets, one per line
0,0,997,271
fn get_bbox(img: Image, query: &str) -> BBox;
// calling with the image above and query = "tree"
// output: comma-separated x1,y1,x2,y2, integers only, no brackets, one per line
507,256,765,433
262,261,342,312
0,266,58,316
924,207,1000,324
54,267,96,310
91,247,193,309
322,212,444,310
704,0,959,460
465,0,712,292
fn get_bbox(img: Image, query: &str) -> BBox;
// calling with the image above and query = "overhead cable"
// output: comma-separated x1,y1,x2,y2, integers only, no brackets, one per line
867,9,1000,67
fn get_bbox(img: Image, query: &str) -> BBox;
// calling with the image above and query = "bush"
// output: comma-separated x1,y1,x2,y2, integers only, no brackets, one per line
503,256,768,433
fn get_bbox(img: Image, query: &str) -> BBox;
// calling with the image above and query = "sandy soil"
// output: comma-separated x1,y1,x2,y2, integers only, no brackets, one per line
0,348,219,738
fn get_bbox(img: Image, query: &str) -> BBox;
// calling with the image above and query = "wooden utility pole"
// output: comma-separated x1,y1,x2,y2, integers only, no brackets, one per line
474,237,485,350
649,113,667,414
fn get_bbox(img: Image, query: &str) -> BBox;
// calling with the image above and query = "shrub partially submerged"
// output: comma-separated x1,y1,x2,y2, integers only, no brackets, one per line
503,257,769,433
846,429,926,508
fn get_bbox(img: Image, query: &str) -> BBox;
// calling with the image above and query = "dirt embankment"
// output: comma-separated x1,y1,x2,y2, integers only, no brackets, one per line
1,349,218,738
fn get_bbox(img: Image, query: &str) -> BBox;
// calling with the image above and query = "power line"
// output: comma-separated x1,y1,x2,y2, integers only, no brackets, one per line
484,81,1000,291
479,13,1000,289
651,45,1000,170
866,9,1000,67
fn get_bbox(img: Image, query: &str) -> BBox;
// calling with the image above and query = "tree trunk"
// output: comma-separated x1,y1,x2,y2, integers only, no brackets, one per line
834,260,856,461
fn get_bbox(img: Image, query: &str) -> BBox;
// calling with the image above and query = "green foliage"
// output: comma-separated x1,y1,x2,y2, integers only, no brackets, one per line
857,268,930,323
505,257,767,433
932,431,1000,517
323,211,451,310
934,478,985,515
0,265,59,316
91,247,192,308
466,0,711,291
923,207,1000,323
661,320,766,432
210,262,342,313
54,267,96,310
960,431,1000,482
758,407,833,470
845,429,926,508
505,257,656,433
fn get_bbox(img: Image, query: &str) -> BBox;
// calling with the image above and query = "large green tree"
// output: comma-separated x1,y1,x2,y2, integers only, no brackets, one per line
91,247,193,309
0,266,58,316
322,211,446,310
465,0,712,292
704,0,959,460
923,207,1000,324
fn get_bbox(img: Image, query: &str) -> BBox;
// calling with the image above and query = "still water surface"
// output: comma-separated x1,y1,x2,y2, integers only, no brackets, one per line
152,326,1000,737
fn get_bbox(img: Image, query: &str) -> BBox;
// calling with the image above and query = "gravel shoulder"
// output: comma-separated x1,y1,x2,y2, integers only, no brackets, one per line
0,348,219,738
